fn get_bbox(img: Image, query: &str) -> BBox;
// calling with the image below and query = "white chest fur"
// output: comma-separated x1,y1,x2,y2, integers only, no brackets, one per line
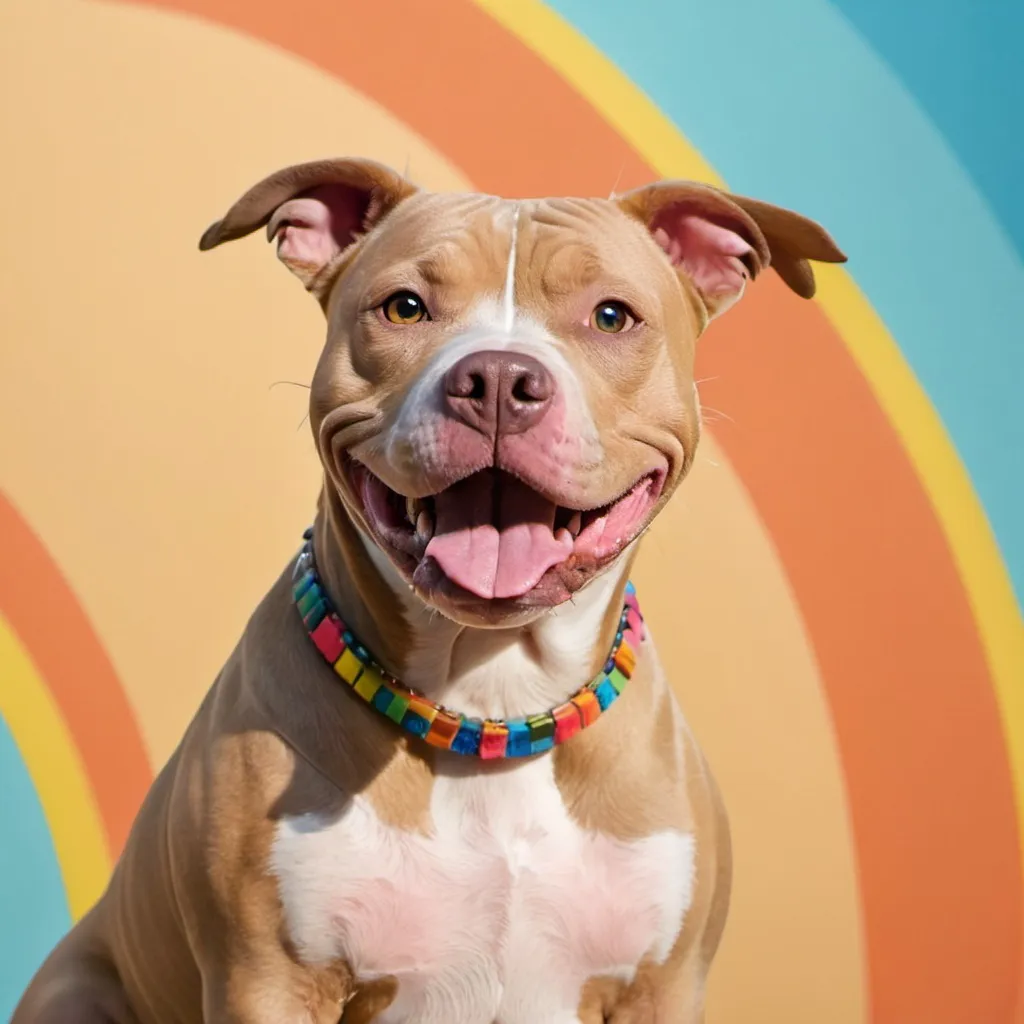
270,756,694,1024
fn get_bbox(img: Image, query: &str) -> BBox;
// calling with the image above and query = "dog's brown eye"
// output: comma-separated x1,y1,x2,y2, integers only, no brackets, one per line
382,291,429,324
590,301,636,334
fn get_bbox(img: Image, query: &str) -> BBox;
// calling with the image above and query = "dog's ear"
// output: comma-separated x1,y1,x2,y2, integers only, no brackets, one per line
198,158,417,295
616,181,846,319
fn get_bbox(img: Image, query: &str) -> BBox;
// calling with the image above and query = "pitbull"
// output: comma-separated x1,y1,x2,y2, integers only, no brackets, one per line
13,158,844,1024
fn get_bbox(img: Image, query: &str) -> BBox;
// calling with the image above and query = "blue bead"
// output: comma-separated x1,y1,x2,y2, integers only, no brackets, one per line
354,645,369,662
603,659,615,674
343,632,354,645
530,734,555,755
624,580,636,596
594,678,618,710
506,720,532,758
401,711,430,737
372,688,394,714
451,721,482,756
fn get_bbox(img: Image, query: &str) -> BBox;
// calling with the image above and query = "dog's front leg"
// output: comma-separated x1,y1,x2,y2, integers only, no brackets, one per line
164,727,362,1024
201,959,398,1024
597,751,731,1024
199,954,353,1024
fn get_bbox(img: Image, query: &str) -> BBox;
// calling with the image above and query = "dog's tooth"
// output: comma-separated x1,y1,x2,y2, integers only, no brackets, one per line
405,496,421,524
415,509,434,543
566,511,582,537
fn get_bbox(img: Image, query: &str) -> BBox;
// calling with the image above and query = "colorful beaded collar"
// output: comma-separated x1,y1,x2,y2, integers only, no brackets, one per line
292,528,645,759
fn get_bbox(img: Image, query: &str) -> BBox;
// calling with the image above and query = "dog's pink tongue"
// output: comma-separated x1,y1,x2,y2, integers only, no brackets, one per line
425,472,573,599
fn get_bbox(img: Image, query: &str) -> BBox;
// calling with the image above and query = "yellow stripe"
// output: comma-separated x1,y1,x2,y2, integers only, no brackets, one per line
472,0,1024,835
0,613,113,920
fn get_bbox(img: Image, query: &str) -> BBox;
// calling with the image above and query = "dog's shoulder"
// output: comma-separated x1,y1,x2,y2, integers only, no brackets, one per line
554,634,701,839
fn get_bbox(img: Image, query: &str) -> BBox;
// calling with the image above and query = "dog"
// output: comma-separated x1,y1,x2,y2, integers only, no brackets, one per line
13,158,844,1024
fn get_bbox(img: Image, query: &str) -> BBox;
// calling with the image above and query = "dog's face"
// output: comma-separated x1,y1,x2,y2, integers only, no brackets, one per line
201,159,843,625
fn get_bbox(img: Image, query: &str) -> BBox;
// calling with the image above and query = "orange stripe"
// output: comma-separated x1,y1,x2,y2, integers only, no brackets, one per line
106,1,1023,1018
712,288,1022,1022
0,493,151,855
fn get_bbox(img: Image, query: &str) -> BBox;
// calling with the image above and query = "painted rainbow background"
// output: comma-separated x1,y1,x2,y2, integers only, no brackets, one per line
1,1,1022,1020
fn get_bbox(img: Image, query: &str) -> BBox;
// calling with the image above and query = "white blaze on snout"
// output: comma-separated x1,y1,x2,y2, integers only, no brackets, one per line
377,202,603,489
381,305,602,482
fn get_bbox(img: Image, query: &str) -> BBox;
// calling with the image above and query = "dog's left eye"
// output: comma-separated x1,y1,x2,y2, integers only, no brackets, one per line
590,301,636,334
382,291,430,324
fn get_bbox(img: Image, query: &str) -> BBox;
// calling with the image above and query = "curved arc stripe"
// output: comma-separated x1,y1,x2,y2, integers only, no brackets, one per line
826,0,1024,261
0,613,112,919
0,493,153,856
475,0,1024,901
0,717,71,1023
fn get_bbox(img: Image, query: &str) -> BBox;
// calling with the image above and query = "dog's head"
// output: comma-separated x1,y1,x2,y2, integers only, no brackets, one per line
201,158,844,625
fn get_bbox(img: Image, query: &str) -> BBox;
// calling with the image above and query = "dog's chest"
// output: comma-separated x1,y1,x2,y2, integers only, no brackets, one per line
271,757,694,1024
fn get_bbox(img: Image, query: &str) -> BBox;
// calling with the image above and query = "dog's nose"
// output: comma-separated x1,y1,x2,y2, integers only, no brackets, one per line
444,351,555,436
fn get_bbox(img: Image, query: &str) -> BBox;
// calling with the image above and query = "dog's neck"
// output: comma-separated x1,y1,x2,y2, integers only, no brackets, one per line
311,486,632,721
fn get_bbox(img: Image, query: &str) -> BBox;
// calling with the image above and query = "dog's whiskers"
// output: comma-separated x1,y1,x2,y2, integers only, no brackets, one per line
269,380,312,392
699,405,735,425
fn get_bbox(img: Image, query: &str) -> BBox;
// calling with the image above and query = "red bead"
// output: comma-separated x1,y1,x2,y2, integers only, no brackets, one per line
479,722,509,759
553,702,582,743
310,614,345,663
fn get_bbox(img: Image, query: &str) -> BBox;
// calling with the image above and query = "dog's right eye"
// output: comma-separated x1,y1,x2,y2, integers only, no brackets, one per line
382,291,430,324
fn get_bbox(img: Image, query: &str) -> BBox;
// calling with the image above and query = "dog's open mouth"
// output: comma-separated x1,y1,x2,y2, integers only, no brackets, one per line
348,463,662,602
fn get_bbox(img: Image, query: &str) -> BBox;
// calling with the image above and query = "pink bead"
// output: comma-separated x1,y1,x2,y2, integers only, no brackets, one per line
479,725,509,759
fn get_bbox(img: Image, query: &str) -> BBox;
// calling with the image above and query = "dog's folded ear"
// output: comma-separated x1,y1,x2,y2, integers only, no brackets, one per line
198,158,417,295
616,181,846,319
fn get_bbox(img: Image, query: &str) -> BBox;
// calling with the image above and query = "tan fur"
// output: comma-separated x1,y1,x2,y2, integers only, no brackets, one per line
13,158,843,1024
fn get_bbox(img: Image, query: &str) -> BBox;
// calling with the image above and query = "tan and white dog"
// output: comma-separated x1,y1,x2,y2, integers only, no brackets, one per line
13,159,844,1024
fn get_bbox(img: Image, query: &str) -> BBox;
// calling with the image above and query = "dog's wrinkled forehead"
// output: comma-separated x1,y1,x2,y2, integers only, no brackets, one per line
335,191,678,331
